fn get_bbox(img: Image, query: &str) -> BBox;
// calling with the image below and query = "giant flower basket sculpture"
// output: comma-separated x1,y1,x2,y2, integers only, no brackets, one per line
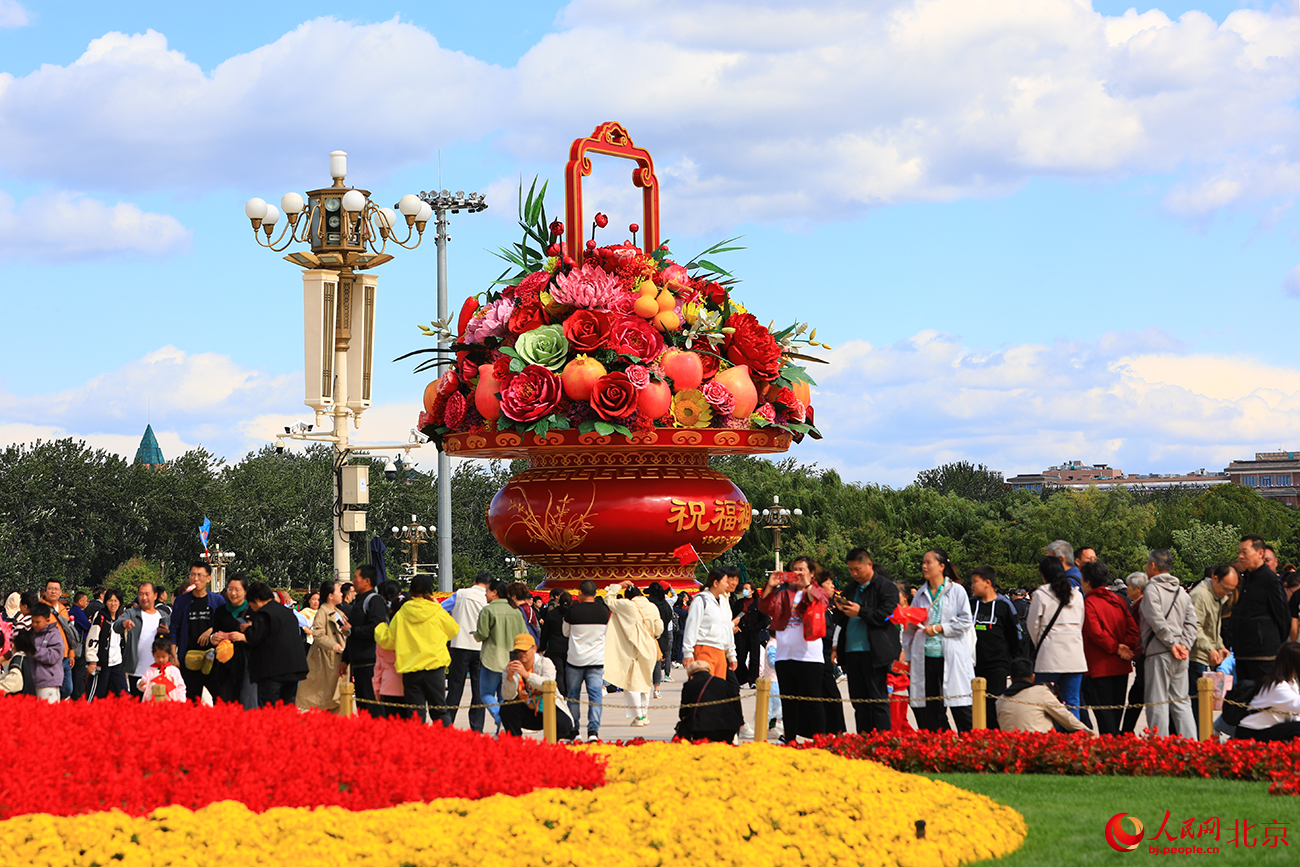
407,122,827,589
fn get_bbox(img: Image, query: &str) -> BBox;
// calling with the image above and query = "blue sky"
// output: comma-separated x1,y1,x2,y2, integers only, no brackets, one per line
4,0,1300,486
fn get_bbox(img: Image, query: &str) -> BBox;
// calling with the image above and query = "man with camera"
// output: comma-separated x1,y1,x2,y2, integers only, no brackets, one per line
500,633,575,740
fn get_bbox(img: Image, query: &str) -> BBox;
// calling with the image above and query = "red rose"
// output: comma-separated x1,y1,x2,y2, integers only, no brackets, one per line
701,281,728,307
697,351,720,380
443,392,467,428
590,371,638,420
498,364,562,423
723,313,782,381
508,303,547,334
492,355,513,381
608,315,665,362
625,364,649,390
456,352,482,384
436,368,460,396
562,309,611,352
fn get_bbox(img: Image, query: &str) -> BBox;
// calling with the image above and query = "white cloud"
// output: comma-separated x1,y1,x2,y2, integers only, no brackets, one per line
0,1,28,29
0,20,508,194
3,4,1300,228
794,328,1300,485
0,189,190,259
0,346,297,458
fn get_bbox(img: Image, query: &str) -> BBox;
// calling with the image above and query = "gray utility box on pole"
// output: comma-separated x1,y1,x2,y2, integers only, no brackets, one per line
341,464,370,505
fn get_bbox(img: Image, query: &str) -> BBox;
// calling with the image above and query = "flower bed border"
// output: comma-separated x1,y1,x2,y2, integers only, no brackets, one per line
802,730,1300,796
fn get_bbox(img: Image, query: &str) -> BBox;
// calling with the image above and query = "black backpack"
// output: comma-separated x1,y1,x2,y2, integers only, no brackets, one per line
1220,680,1261,727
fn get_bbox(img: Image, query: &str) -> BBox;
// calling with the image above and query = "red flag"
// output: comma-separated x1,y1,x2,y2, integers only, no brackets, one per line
888,604,929,627
672,543,700,565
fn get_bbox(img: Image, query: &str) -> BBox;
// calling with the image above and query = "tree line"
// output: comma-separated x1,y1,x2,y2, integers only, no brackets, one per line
1,441,1292,594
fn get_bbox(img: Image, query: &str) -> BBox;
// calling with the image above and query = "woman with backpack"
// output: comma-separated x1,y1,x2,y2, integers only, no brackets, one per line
758,556,832,743
904,548,975,732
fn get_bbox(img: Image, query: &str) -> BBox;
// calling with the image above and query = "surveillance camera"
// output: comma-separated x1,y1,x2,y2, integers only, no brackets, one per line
409,428,430,445
384,457,398,481
284,426,291,434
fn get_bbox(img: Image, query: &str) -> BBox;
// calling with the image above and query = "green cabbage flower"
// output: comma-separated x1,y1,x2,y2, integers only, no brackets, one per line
514,324,569,371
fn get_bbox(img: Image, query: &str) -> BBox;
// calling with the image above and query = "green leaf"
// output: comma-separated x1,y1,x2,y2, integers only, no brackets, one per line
531,418,551,439
579,420,600,435
594,421,616,436
548,414,571,431
612,423,633,438
780,364,817,386
693,259,734,278
509,357,526,374
498,346,520,359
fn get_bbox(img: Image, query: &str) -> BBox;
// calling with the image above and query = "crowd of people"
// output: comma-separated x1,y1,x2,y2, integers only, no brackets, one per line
2,535,1297,744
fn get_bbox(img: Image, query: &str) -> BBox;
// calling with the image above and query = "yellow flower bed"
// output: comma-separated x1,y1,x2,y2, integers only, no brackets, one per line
4,743,1024,866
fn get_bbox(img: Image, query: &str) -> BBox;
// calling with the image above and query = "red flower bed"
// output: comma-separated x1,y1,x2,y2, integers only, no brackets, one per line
0,696,604,819
804,730,1300,796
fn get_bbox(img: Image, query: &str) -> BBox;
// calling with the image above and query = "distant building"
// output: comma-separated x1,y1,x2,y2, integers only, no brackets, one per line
1006,460,1229,494
134,424,165,468
1224,452,1300,507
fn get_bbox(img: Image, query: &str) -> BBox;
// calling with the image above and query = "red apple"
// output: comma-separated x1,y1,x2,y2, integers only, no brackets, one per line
561,355,607,401
637,379,671,419
661,348,703,392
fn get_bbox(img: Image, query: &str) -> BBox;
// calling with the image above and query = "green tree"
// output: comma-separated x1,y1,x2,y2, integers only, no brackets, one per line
105,556,163,595
914,461,1008,502
1169,519,1240,577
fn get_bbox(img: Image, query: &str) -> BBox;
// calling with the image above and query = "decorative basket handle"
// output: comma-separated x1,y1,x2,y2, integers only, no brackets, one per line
564,122,660,265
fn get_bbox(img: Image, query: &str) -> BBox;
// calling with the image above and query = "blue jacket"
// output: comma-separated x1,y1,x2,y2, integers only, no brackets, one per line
1064,566,1082,591
69,604,91,638
169,590,223,653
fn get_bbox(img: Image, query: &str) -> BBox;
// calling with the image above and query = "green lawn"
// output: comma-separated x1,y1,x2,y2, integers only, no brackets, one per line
926,774,1294,866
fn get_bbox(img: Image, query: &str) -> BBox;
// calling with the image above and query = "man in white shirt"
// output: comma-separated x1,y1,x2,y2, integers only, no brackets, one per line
446,571,491,731
115,582,167,694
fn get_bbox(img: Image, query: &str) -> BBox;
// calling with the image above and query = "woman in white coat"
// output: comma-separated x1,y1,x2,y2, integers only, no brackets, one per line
1026,556,1087,721
905,548,975,731
604,581,663,727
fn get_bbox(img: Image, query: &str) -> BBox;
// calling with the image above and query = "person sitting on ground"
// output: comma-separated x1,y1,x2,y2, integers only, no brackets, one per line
500,633,575,740
996,657,1089,734
1234,641,1300,741
675,660,743,743
137,634,187,702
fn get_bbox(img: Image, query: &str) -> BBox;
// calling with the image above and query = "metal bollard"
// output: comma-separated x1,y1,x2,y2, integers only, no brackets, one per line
339,681,355,718
1197,676,1214,741
542,681,558,744
971,677,987,730
755,679,771,743
152,683,167,702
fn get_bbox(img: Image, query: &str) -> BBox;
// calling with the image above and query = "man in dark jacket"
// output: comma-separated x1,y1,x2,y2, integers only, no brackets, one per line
676,660,742,742
170,562,224,703
832,548,901,734
342,564,389,711
242,581,308,707
1231,536,1291,686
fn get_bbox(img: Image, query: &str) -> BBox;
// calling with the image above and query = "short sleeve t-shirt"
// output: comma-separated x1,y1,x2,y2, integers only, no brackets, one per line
774,591,824,664
135,610,162,678
186,594,214,651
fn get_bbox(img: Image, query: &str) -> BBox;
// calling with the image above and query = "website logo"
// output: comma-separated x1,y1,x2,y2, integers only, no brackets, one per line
1106,813,1146,852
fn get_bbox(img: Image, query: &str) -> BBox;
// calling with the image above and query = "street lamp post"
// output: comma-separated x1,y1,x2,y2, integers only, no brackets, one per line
418,189,487,592
245,151,431,583
751,494,802,573
201,544,236,593
392,515,434,579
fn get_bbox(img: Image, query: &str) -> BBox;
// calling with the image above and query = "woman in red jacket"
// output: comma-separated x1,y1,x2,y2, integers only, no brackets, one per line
1080,561,1139,735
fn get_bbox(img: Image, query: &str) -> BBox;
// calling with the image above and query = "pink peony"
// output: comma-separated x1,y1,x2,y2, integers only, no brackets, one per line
625,364,650,391
608,291,639,317
755,403,777,423
701,380,735,416
462,297,515,344
551,263,624,309
418,410,435,430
